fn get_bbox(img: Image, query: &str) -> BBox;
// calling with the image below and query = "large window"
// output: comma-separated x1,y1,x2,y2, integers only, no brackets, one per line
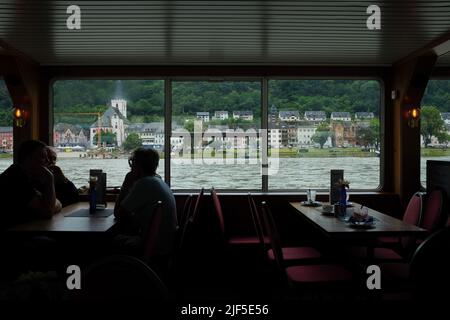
171,80,261,189
420,80,450,186
52,80,164,188
52,78,382,191
0,78,13,172
268,80,381,190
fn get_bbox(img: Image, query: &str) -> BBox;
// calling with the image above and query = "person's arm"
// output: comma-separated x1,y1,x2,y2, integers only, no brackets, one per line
115,178,152,221
28,166,59,218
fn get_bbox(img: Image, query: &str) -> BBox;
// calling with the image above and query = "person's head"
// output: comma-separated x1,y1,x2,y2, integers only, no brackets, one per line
129,148,160,177
17,140,48,169
45,147,58,167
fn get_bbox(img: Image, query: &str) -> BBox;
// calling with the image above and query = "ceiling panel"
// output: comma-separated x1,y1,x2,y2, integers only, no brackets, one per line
0,0,449,66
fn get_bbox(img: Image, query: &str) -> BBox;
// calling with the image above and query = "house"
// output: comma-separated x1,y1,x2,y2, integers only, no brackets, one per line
214,111,229,120
304,111,326,122
233,111,253,121
355,112,374,120
90,98,128,147
331,112,351,122
54,123,88,148
297,126,317,146
332,121,356,147
196,112,210,122
279,111,300,122
0,126,13,151
441,112,450,125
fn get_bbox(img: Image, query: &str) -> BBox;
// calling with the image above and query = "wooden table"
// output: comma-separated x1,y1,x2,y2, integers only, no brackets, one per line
290,202,428,239
8,202,117,234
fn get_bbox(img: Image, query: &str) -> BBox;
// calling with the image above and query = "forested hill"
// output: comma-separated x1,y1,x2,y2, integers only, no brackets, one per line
1,79,450,127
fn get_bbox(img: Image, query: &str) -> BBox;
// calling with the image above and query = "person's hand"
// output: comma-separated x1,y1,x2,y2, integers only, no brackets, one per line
122,170,139,191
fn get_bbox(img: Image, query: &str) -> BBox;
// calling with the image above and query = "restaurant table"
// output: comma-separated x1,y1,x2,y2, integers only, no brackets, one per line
8,202,117,234
290,202,428,239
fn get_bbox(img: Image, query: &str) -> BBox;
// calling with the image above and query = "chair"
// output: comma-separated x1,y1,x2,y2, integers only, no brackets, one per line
77,255,168,301
380,227,450,301
176,194,194,252
260,202,352,291
348,192,423,261
248,194,321,262
420,189,444,232
142,201,163,263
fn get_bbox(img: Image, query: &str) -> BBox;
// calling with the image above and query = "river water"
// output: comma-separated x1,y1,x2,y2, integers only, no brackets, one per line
1,156,447,190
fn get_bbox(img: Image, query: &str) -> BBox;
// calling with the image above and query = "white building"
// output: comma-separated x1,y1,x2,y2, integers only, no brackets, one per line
197,112,210,122
214,111,229,120
331,112,351,121
279,111,300,122
441,112,450,125
90,98,128,148
297,126,317,146
355,112,374,120
304,111,326,122
233,111,254,121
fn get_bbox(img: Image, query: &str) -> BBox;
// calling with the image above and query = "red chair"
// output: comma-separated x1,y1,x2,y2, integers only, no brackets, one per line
248,193,321,262
349,192,423,261
261,201,352,289
420,189,444,232
142,201,163,263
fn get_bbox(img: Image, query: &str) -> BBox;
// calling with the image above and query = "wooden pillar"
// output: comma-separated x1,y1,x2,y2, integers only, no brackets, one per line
392,54,437,206
0,55,42,160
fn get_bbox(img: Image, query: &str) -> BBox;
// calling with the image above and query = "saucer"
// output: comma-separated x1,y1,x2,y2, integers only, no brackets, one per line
301,201,321,207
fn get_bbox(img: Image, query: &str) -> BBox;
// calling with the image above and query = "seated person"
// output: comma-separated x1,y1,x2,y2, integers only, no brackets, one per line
114,148,178,262
45,147,79,207
0,140,61,230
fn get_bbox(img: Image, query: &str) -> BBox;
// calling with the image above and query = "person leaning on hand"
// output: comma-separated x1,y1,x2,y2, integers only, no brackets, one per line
0,140,61,230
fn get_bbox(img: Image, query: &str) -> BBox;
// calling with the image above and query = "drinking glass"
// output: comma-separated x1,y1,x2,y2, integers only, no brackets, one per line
309,190,316,203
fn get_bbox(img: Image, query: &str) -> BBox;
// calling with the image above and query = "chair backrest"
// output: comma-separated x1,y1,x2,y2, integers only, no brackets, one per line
79,255,168,301
260,201,284,271
401,192,423,250
248,193,266,251
190,187,204,223
421,189,444,232
143,201,163,262
410,227,450,301
177,194,193,251
211,187,225,237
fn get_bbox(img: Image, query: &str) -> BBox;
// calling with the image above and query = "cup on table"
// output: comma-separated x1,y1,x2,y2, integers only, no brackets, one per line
322,204,333,213
307,190,317,203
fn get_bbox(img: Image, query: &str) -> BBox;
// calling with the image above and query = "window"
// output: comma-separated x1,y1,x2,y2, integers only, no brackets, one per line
268,80,381,190
420,80,450,186
0,78,13,172
51,78,382,191
52,80,164,188
171,80,261,189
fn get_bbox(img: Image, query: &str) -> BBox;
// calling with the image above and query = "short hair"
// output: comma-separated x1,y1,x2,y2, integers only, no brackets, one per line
131,148,159,176
17,140,47,164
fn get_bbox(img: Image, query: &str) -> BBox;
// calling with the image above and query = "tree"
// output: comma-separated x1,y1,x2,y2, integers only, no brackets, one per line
421,106,445,147
356,125,376,147
123,133,142,151
93,130,116,147
311,124,330,148
369,118,380,150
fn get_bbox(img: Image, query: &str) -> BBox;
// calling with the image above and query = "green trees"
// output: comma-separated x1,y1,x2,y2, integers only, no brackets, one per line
123,133,142,151
311,124,330,148
421,106,446,147
93,130,117,146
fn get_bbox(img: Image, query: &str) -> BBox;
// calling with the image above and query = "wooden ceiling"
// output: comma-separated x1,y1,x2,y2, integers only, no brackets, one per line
0,0,449,66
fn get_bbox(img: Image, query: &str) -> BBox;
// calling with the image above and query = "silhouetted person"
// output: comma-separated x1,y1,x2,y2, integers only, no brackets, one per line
0,140,61,231
114,148,177,276
45,147,79,207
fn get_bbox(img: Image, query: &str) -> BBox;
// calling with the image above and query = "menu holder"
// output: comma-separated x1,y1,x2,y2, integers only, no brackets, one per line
330,169,344,204
89,169,107,210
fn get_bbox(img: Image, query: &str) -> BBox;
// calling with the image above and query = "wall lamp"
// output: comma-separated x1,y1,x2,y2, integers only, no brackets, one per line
13,107,28,127
407,107,420,128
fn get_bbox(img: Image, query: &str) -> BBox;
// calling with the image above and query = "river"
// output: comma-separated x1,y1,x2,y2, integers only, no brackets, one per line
1,156,447,190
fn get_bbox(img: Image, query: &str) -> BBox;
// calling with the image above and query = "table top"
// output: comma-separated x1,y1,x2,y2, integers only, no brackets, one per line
290,202,428,238
8,202,117,233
